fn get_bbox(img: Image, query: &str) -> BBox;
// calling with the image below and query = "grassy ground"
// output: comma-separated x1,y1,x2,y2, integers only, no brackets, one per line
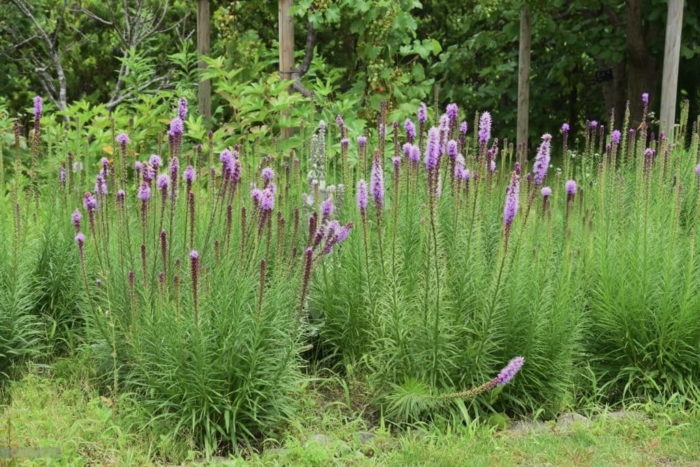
1,366,699,466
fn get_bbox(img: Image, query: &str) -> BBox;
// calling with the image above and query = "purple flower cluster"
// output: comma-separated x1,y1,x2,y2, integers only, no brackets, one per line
424,127,440,171
178,97,188,120
356,179,368,216
418,102,428,124
611,130,621,145
503,172,520,227
494,356,525,386
404,118,416,142
370,158,385,209
478,111,491,145
532,133,552,185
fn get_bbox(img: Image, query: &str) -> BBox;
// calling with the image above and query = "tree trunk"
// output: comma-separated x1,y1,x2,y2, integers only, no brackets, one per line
197,0,211,121
625,0,659,127
278,0,295,138
516,3,531,165
660,0,684,138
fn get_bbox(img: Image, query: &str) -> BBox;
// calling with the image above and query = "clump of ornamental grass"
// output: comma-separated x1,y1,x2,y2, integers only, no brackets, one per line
65,105,352,454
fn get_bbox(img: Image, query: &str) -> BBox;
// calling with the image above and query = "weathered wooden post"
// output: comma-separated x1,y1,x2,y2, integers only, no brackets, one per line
516,2,531,165
197,0,212,121
660,0,684,139
279,0,295,138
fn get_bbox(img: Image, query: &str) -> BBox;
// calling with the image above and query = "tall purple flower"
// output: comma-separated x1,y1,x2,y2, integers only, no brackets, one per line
184,165,195,184
565,180,577,204
260,187,275,212
321,196,334,221
75,232,86,255
178,97,188,120
370,158,384,209
418,102,428,124
357,136,367,148
356,179,368,216
94,174,108,195
138,182,151,202
446,140,458,159
532,133,552,185
541,186,552,197
494,356,525,386
71,209,82,232
116,133,129,148
460,121,468,135
33,95,43,121
83,192,97,212
404,118,416,142
446,103,458,126
261,167,274,182
424,127,440,171
149,154,163,170
60,166,67,185
478,111,491,145
503,172,520,227
157,174,170,196
611,130,621,145
408,144,421,164
561,123,570,134
169,117,183,137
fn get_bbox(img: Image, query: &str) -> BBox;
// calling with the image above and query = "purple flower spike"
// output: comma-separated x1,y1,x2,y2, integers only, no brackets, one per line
561,123,570,133
184,165,195,184
446,103,458,124
418,102,428,124
169,117,184,137
75,232,85,249
460,121,468,135
157,174,170,190
138,182,151,202
116,133,129,145
532,133,552,185
251,188,263,207
60,166,66,184
409,145,421,164
424,127,440,171
33,95,43,120
83,192,97,212
341,138,349,148
134,161,143,174
611,130,621,145
149,154,163,170
503,173,520,227
117,189,125,203
178,98,188,120
589,120,598,128
404,118,416,141
644,148,655,158
642,93,649,105
370,158,385,209
478,111,492,145
357,136,367,148
261,167,274,181
495,356,525,386
446,140,458,158
541,186,552,197
260,187,275,212
402,142,412,157
356,179,368,215
565,180,577,195
321,196,334,220
71,209,82,231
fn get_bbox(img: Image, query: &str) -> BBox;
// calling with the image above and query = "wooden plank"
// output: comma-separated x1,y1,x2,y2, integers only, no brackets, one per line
660,0,684,139
197,0,212,121
516,3,531,165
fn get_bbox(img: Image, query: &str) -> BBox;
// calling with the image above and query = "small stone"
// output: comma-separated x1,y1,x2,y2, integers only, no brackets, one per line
509,420,549,434
356,431,376,445
557,412,589,428
307,433,333,445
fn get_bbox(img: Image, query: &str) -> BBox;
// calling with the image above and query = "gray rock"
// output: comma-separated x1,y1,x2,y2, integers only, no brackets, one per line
307,433,333,445
356,431,376,445
509,420,549,433
557,412,589,429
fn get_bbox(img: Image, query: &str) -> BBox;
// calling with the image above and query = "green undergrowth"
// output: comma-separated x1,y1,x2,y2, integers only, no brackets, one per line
2,364,700,466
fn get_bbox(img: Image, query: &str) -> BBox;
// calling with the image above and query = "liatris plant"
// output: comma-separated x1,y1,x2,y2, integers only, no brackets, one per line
66,138,352,452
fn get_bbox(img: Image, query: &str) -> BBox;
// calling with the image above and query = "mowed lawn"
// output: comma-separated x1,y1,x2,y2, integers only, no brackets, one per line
2,370,699,466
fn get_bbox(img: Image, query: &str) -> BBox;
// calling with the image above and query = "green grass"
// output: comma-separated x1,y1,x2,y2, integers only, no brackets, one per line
2,367,700,466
